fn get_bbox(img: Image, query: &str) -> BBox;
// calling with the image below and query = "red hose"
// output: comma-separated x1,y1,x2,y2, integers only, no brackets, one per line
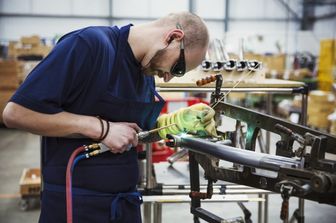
66,146,86,223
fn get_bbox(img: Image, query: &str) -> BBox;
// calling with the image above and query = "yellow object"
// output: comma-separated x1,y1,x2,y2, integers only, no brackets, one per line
318,39,336,91
157,103,217,139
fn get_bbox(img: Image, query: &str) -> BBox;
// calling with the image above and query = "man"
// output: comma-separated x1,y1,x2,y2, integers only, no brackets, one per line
3,12,214,223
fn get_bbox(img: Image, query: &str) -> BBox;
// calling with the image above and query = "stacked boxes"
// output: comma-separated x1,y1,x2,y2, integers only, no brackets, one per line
8,35,52,59
0,60,23,89
0,89,17,123
307,90,335,129
0,60,23,123
0,60,40,123
1,35,47,123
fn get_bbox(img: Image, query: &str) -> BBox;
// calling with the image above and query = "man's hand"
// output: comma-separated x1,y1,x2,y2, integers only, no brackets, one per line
157,103,217,139
102,122,141,153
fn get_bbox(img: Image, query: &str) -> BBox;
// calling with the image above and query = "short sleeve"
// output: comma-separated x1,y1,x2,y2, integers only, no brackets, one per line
10,34,94,114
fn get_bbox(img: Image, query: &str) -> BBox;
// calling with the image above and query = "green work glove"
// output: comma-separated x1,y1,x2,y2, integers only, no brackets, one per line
157,103,217,139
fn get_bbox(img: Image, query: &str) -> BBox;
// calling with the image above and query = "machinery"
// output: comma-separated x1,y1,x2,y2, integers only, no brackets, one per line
165,75,336,223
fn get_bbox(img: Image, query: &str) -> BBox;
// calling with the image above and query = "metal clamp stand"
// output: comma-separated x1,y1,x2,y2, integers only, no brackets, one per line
280,184,293,223
210,74,224,105
210,74,224,132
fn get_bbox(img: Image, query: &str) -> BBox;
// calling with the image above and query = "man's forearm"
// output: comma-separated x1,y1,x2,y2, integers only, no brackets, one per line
3,102,101,139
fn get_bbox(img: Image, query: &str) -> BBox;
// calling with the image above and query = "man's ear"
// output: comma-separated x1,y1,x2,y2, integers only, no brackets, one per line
168,36,174,44
165,29,184,45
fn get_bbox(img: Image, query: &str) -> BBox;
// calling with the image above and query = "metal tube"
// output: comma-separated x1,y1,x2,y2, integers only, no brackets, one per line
145,143,154,189
258,194,264,223
143,202,152,223
153,202,162,223
298,199,305,223
161,188,270,195
156,87,300,93
170,136,301,171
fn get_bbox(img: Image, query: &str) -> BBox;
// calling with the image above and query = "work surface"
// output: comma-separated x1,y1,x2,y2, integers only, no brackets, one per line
155,70,304,89
156,78,304,88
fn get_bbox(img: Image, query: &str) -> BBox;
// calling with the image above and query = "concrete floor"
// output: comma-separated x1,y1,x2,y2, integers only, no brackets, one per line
0,128,335,223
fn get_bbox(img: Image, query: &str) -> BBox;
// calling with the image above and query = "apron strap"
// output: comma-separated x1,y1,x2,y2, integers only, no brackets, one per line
110,191,143,221
149,80,165,102
44,183,143,221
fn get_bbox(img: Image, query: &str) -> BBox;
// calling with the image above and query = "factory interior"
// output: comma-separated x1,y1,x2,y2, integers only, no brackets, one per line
0,0,336,223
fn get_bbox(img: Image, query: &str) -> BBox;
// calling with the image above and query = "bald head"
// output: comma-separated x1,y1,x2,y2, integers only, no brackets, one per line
155,12,209,50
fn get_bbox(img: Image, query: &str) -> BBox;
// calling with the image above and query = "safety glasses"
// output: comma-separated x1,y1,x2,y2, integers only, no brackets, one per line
170,23,186,77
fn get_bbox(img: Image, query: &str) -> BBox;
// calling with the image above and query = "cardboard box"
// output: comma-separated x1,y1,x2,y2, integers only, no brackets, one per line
7,41,19,59
288,68,312,81
309,90,333,101
16,45,51,57
262,54,286,74
308,116,331,129
307,91,335,129
0,89,16,123
19,168,41,196
0,60,22,90
20,35,41,46
0,74,19,89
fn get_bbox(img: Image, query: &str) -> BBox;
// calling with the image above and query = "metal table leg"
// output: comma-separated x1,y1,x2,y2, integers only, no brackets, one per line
145,143,154,189
153,202,162,223
143,202,152,223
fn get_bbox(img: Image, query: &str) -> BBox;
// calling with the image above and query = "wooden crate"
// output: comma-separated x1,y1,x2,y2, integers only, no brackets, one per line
19,168,41,211
19,168,41,196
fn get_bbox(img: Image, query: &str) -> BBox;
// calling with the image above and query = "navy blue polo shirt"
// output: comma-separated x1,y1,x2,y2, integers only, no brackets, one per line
10,25,154,116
